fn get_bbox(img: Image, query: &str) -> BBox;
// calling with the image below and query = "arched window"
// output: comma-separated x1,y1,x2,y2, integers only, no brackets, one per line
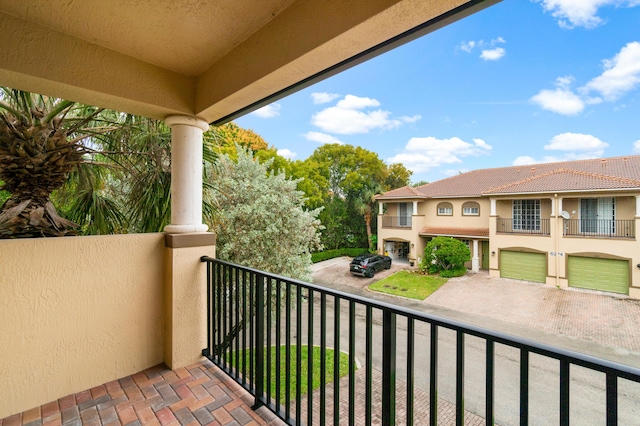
437,202,453,216
462,201,480,216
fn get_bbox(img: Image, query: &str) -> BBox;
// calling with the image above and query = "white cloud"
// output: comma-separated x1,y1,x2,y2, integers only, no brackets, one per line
536,0,640,29
311,92,340,104
633,140,640,152
460,38,507,59
544,132,609,152
530,88,585,115
582,41,640,101
277,148,297,159
480,47,506,61
532,42,640,115
399,115,422,123
336,95,380,109
303,131,344,145
387,136,492,173
251,103,281,118
512,156,539,166
460,41,476,52
311,94,418,135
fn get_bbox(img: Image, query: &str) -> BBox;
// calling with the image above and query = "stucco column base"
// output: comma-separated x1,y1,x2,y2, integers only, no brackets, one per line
164,232,216,369
471,257,479,273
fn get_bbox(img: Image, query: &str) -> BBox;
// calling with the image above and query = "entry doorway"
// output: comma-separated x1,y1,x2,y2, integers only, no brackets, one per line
481,241,490,270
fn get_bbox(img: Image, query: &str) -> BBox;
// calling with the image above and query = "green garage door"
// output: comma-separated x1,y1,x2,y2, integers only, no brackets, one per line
568,256,629,295
500,251,546,283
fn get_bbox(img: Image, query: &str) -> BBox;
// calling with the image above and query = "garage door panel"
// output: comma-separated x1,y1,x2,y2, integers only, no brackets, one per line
568,256,628,295
500,251,546,283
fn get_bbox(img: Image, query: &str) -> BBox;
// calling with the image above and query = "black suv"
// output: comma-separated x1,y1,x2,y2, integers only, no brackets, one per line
349,254,392,278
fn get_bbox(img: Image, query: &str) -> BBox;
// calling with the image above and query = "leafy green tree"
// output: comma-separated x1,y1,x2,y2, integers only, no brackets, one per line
300,144,389,248
384,163,413,190
421,236,470,277
208,146,322,281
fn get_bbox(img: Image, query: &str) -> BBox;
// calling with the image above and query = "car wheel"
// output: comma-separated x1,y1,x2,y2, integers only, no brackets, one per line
367,269,375,278
385,261,391,270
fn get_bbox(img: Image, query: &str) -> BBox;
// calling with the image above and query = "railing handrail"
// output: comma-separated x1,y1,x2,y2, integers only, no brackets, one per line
563,218,635,238
200,256,640,382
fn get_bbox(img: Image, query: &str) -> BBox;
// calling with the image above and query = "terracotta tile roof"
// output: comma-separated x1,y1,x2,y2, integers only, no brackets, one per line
378,155,640,199
419,227,490,238
483,169,640,194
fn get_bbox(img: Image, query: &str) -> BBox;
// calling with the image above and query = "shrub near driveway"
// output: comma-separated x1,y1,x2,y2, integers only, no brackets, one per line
368,271,448,300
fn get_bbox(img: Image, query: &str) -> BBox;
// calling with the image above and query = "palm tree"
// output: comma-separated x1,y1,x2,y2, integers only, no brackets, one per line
0,88,121,237
0,88,218,238
353,185,381,251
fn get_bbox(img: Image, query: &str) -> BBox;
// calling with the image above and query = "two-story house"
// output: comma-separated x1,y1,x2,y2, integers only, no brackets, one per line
376,155,640,299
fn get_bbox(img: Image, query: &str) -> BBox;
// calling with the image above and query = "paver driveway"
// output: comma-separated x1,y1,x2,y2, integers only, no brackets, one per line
312,257,640,365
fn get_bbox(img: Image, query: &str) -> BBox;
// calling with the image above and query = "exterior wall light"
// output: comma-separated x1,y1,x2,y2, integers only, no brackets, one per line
491,251,496,256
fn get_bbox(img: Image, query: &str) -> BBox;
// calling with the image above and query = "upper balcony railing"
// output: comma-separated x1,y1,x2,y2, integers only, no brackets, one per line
497,218,550,236
381,215,412,229
563,219,635,239
200,256,640,426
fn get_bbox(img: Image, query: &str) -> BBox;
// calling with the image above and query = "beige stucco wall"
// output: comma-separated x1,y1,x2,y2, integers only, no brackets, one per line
423,198,490,228
562,196,635,220
490,197,640,298
164,245,214,369
0,234,166,418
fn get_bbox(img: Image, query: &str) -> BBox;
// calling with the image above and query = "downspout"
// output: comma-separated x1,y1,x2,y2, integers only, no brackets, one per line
553,194,564,288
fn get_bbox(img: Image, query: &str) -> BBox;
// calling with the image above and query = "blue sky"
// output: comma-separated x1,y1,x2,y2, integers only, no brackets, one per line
235,0,640,184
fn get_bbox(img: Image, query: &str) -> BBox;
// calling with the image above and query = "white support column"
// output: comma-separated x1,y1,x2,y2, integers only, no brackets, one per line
551,196,556,216
412,200,418,215
490,198,497,216
636,195,640,217
471,239,479,272
558,197,563,215
379,202,384,215
164,115,210,234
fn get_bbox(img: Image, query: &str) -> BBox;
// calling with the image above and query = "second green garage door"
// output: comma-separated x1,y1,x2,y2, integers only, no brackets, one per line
500,251,547,283
568,256,629,295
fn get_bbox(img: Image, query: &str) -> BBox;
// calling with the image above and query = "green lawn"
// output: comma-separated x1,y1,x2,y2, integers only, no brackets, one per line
368,271,448,300
229,345,353,403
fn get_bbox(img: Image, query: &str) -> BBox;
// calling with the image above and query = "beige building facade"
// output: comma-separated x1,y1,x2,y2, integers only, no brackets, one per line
377,156,640,299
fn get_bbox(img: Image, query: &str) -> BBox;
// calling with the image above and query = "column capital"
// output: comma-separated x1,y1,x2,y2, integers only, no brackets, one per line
165,115,210,132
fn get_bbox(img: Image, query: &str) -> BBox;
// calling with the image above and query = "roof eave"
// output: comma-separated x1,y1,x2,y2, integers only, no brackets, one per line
482,187,640,197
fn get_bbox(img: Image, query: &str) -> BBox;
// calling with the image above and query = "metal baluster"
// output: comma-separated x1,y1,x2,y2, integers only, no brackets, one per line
382,309,396,426
456,331,465,426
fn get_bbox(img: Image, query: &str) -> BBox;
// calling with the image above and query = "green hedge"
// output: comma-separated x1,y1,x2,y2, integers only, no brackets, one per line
311,248,369,263
440,267,467,278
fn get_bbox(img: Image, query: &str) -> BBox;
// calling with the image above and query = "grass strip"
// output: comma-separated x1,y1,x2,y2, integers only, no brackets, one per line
368,270,448,300
230,345,353,402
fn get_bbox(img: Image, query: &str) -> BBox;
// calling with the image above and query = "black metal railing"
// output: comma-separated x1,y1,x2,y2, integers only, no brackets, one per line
382,215,412,228
201,256,640,426
497,218,550,235
563,219,635,238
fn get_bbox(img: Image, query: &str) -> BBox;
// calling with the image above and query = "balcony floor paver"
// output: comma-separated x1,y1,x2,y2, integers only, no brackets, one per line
0,360,284,426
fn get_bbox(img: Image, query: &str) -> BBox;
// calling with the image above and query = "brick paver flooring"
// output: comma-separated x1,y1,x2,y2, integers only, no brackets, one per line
1,359,488,426
0,361,284,426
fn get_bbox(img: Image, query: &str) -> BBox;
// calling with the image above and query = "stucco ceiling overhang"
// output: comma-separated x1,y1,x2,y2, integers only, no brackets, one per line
0,0,498,124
